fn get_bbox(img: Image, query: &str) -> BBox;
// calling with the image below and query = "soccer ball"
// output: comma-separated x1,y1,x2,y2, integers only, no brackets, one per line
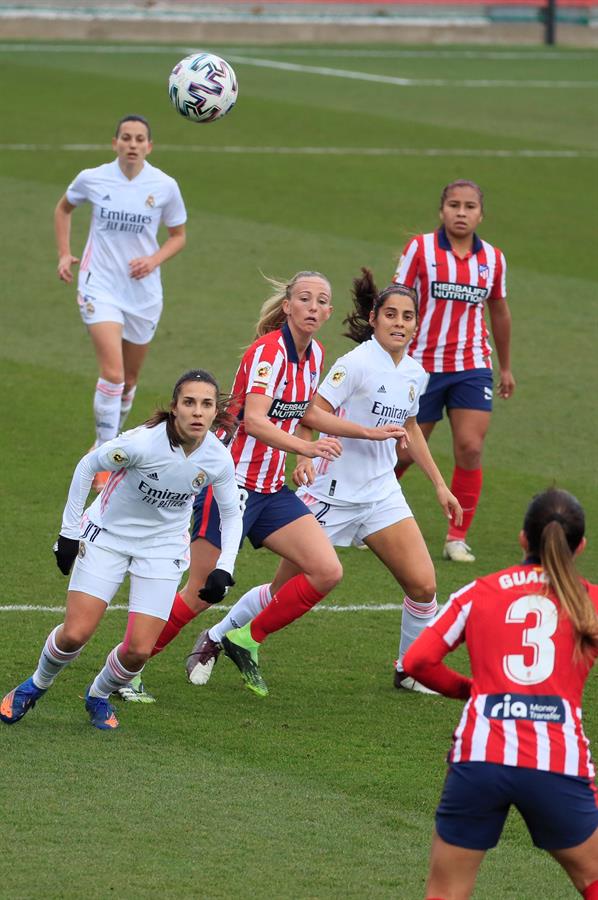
168,52,238,124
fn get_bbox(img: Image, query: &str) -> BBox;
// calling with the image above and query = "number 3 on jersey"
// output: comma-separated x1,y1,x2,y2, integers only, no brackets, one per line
503,594,558,685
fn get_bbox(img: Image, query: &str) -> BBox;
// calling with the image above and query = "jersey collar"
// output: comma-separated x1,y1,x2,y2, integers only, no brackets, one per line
281,322,312,364
437,225,483,256
370,335,403,369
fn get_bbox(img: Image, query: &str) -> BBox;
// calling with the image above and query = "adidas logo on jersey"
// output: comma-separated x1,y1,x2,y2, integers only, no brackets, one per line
377,385,387,393
147,472,159,481
102,194,111,201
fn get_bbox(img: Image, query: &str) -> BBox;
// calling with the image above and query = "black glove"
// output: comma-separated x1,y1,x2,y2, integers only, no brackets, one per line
198,569,235,604
53,536,80,576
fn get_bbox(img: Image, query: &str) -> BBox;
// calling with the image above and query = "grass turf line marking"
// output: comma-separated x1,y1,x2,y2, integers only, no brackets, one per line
0,603,403,613
0,44,594,61
1,145,595,159
227,55,598,89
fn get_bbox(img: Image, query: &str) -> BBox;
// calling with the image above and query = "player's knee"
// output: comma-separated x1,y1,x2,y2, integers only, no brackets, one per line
58,625,89,652
455,444,483,469
406,579,437,603
101,365,125,384
314,559,343,594
119,645,151,670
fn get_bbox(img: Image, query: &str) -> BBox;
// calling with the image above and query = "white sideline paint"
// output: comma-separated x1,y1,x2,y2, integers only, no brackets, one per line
0,43,594,88
226,54,598,89
0,144,594,159
0,602,402,613
0,44,593,61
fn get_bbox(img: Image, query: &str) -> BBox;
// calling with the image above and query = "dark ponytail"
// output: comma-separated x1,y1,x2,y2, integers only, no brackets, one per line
343,267,418,344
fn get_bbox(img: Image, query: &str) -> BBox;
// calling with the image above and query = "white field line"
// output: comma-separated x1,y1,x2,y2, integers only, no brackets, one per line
0,144,594,158
226,55,598,89
0,602,402,613
0,43,594,88
0,43,594,61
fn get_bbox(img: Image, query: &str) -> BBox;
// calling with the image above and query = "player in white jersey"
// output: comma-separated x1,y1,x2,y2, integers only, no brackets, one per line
186,269,462,694
54,114,187,492
0,371,242,731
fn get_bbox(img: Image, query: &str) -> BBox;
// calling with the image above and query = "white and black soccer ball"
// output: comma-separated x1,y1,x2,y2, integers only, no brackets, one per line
168,52,238,124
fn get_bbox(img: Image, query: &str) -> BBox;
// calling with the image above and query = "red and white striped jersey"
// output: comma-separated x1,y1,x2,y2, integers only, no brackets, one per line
393,227,507,373
229,323,324,493
430,564,598,777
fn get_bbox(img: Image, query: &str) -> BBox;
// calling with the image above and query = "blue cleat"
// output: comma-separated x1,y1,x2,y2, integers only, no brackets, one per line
0,676,47,724
85,690,120,730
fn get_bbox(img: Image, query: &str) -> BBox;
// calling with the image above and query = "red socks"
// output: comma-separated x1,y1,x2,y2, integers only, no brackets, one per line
447,466,482,542
584,881,598,900
250,574,325,643
151,592,197,657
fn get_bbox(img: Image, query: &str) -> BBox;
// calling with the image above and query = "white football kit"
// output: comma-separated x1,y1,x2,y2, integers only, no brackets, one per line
297,337,428,546
66,159,187,341
62,423,242,616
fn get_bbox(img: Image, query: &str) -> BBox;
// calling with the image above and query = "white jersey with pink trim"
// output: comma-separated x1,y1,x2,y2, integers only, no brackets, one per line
430,565,598,777
308,337,428,504
66,159,186,314
393,227,507,373
60,423,242,573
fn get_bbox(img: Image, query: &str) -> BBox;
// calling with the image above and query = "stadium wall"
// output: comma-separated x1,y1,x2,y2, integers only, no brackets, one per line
2,1,597,45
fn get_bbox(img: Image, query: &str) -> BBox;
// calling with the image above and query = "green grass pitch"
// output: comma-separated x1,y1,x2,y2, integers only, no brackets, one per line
0,41,597,899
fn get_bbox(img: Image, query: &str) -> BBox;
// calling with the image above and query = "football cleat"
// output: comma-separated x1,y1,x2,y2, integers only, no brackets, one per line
0,677,46,724
85,690,120,729
222,625,268,697
443,540,476,563
186,629,222,685
114,673,156,703
393,669,439,695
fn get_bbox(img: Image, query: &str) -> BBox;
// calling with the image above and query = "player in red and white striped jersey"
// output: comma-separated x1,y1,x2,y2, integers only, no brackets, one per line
147,273,406,694
393,180,515,563
403,488,598,900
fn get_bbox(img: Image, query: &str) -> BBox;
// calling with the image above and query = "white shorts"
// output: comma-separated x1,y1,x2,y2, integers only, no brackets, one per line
68,541,184,620
297,486,413,547
77,292,162,345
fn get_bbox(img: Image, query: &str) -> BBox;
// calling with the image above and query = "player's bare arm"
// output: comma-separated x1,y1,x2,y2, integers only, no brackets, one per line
487,298,516,399
54,195,80,283
404,417,463,524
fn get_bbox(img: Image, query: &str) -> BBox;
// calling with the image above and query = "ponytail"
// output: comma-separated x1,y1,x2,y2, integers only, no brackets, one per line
524,489,598,658
343,267,418,344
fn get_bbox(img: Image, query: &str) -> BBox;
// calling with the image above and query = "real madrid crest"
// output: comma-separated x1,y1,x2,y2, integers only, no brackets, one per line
192,470,207,491
145,195,155,208
409,384,415,402
78,542,86,559
330,366,347,387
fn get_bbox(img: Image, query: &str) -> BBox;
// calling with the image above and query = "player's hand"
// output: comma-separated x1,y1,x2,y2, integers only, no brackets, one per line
53,536,80,575
198,569,235,604
129,256,157,280
366,424,410,448
302,437,342,461
435,485,463,525
57,254,80,283
497,369,516,399
292,460,316,487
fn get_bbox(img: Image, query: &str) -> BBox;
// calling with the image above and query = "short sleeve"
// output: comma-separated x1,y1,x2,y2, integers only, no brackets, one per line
65,169,92,207
161,178,187,228
488,249,507,300
243,342,286,399
393,237,420,288
317,354,359,410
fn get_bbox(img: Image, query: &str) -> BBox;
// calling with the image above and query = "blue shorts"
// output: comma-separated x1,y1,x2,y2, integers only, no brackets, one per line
418,369,493,423
190,484,312,550
436,762,598,851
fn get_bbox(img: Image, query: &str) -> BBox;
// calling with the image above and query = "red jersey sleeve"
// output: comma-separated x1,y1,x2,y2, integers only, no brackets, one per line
402,585,476,699
488,247,507,300
242,339,286,399
393,237,420,288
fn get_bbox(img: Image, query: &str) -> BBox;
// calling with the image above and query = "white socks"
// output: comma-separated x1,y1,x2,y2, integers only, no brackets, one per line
209,583,272,643
94,377,124,444
397,595,438,671
119,385,137,431
32,626,85,689
88,645,142,699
